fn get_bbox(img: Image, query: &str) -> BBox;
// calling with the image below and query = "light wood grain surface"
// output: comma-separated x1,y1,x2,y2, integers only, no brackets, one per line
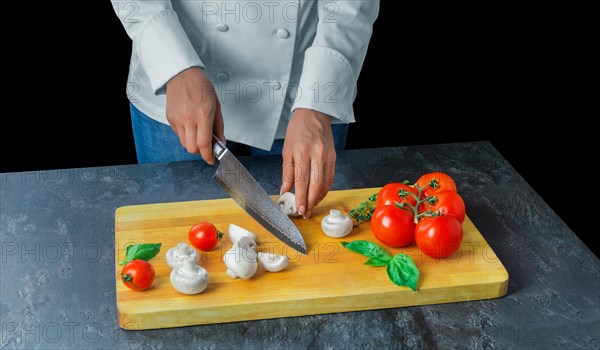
115,188,508,330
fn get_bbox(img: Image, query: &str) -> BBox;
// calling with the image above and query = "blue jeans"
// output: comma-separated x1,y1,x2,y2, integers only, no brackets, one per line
130,104,348,163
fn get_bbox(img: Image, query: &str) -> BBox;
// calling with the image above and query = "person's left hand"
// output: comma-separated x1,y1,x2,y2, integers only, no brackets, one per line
280,108,336,219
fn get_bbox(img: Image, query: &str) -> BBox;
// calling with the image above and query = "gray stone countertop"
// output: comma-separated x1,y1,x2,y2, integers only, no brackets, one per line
1,142,598,349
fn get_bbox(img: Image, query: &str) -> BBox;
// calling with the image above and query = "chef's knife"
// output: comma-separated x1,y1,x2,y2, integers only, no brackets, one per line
212,137,307,254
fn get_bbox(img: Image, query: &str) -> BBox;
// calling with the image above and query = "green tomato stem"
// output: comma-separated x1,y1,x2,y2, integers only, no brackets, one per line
396,180,441,223
122,273,144,290
349,193,378,224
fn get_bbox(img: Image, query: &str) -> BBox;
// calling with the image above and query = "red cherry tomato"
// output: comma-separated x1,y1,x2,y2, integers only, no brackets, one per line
121,260,155,291
421,190,466,223
370,205,415,247
188,222,222,251
376,183,418,209
416,172,457,198
415,215,463,258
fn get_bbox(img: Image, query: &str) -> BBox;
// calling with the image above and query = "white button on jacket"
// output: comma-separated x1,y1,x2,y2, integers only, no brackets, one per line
112,0,380,150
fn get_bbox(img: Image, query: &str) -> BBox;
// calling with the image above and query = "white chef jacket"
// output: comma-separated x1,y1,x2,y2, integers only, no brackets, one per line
112,0,379,150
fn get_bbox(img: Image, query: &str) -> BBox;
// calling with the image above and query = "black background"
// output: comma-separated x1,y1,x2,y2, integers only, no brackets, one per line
1,3,593,255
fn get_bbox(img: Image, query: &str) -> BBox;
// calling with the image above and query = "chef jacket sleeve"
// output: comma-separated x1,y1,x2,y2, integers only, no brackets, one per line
292,0,380,122
111,1,204,95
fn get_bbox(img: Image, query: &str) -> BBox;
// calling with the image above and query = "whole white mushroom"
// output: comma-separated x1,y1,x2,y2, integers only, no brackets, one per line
170,258,209,294
321,210,353,238
166,242,199,270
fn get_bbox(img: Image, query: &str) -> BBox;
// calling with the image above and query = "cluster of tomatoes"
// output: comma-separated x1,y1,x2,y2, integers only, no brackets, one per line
370,172,466,258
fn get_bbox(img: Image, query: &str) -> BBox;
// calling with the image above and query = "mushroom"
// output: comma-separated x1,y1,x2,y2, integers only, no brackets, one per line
165,242,200,270
223,236,258,279
229,224,258,245
170,258,209,294
321,210,353,238
278,192,301,217
257,252,289,272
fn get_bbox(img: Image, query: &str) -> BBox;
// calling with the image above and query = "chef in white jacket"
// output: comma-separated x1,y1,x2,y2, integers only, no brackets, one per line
112,0,379,219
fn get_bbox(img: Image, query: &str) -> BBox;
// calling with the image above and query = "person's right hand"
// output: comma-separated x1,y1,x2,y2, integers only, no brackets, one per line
166,67,225,165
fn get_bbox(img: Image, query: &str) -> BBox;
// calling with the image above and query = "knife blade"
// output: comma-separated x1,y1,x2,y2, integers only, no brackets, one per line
212,138,307,255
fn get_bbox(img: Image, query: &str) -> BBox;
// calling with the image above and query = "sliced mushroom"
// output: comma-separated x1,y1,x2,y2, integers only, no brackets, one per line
170,258,209,294
278,192,301,217
257,252,289,272
321,210,353,238
165,242,199,270
223,236,258,279
229,224,258,245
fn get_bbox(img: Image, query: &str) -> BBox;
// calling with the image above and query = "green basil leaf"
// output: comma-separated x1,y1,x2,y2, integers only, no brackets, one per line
386,254,419,291
341,240,392,262
364,257,389,267
119,243,161,265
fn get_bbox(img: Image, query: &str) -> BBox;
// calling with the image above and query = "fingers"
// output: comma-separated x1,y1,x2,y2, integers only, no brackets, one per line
316,191,327,206
197,123,215,165
305,160,324,219
199,102,224,164
282,150,326,219
165,67,222,165
175,125,186,149
280,148,294,195
279,109,338,218
293,153,310,218
184,124,199,154
168,121,178,135
171,113,215,165
213,102,226,144
317,152,336,204
291,156,335,219
304,149,336,217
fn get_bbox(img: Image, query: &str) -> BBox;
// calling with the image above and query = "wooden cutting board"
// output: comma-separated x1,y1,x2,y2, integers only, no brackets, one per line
115,188,508,330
